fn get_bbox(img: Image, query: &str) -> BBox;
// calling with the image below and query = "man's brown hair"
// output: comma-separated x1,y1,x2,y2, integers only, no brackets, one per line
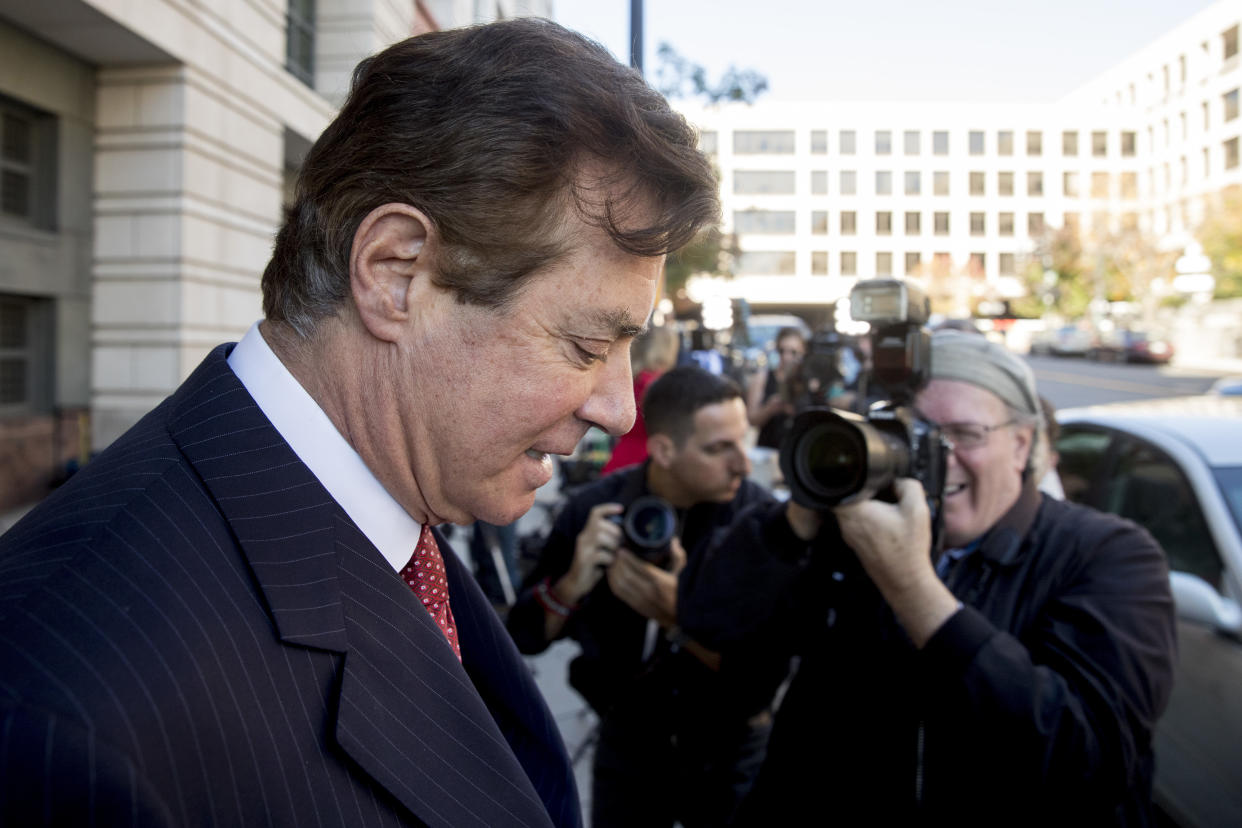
262,17,720,336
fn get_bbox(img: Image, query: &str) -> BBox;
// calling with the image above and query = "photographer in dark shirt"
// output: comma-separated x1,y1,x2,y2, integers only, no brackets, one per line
680,330,1177,826
507,366,780,828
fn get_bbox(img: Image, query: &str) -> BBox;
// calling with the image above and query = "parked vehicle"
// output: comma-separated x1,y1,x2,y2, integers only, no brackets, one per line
1030,324,1093,357
1089,329,1175,364
1055,396,1242,828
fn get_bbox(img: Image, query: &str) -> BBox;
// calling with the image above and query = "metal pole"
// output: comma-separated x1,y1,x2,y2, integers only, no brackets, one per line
629,0,643,74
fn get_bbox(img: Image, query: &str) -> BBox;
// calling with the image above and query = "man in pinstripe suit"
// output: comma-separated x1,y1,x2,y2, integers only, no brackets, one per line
0,19,719,827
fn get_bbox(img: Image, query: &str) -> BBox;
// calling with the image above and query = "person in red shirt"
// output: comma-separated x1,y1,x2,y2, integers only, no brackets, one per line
602,325,680,475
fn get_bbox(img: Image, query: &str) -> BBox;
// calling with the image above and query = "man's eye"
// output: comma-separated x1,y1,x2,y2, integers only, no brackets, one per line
574,342,607,364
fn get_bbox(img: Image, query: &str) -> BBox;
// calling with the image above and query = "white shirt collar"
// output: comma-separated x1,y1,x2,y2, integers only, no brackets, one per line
227,322,420,572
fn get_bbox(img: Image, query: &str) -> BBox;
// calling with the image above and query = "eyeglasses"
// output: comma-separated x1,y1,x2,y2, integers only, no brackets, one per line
937,420,1016,450
914,408,1016,451
779,348,804,357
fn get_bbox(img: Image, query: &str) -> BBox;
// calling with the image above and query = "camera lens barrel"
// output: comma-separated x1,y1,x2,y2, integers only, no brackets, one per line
780,408,912,508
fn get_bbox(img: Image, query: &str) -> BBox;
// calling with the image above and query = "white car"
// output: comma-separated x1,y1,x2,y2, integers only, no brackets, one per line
1055,395,1242,828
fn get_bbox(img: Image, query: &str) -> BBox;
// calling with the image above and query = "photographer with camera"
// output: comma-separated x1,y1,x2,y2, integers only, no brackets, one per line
507,366,782,828
679,281,1176,826
746,326,808,448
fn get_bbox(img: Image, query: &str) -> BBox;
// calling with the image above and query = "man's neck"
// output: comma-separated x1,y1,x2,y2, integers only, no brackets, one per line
645,462,693,510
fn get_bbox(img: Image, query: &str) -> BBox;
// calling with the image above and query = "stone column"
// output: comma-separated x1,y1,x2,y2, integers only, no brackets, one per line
91,63,284,447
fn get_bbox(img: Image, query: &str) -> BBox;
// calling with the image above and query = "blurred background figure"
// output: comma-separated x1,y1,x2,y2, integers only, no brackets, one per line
746,326,807,449
686,327,725,376
1034,395,1065,499
602,326,680,475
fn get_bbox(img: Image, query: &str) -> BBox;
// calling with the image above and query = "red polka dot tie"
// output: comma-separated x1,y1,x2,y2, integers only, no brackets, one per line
400,524,461,661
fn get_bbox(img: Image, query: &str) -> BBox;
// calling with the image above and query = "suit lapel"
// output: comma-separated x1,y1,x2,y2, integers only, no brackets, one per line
167,346,555,828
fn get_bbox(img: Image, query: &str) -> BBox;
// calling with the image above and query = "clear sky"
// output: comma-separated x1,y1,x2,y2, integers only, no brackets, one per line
552,0,1222,101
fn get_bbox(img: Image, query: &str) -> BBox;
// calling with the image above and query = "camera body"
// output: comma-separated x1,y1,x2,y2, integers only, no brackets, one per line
609,494,678,569
780,278,949,509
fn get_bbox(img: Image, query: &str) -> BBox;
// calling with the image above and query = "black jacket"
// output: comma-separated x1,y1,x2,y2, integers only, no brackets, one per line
680,484,1177,826
507,463,780,728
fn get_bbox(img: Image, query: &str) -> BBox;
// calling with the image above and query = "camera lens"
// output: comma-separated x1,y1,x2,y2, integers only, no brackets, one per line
624,496,677,550
795,421,865,500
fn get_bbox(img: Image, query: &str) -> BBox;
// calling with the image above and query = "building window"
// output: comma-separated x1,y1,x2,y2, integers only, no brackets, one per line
876,211,893,235
934,211,949,235
998,212,1014,236
811,130,827,154
969,130,985,155
998,171,1014,196
0,295,49,414
969,171,985,195
699,131,718,155
968,252,986,278
933,171,949,196
1,100,54,228
734,130,796,154
733,209,796,234
1064,212,1080,233
733,170,796,195
1026,130,1042,156
1225,24,1239,61
875,130,892,155
904,130,920,155
1027,171,1043,197
1062,130,1078,156
1121,131,1137,156
840,170,857,195
811,251,829,275
970,212,985,235
905,211,921,234
933,131,949,155
1121,172,1138,200
1063,171,1079,197
876,252,893,276
1092,130,1108,157
840,130,856,154
811,170,828,195
875,171,892,195
840,251,857,276
735,250,796,275
811,210,829,235
904,252,921,275
904,171,921,195
286,0,316,85
998,130,1014,155
1225,88,1240,122
999,253,1016,276
1028,212,1045,236
1225,136,1239,170
1091,171,1110,198
841,211,857,234
1204,146,1211,176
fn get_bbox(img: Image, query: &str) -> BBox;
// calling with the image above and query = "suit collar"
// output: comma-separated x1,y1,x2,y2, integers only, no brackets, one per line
168,346,558,827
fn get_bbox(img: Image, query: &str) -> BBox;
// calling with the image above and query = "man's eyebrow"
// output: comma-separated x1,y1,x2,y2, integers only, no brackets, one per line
586,308,646,339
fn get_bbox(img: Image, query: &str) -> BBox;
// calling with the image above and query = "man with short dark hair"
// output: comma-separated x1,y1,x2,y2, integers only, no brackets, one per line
507,366,782,828
0,19,718,827
682,331,1177,826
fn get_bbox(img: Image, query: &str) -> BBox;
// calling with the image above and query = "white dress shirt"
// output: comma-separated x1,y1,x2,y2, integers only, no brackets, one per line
227,322,420,572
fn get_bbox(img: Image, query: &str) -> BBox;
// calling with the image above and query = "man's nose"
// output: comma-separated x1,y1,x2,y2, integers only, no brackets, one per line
578,354,636,437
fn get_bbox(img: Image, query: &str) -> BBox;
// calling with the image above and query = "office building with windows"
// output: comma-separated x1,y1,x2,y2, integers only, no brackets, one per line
0,0,550,511
680,0,1242,318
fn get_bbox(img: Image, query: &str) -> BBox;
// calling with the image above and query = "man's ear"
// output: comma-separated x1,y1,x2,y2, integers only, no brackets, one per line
350,203,436,343
648,433,677,468
1013,424,1035,474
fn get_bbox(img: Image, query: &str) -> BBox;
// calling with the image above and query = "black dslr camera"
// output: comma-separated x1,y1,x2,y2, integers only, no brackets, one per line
609,495,678,569
779,278,949,510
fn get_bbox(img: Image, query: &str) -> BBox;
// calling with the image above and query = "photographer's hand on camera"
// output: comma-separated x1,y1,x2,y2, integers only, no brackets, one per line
539,502,623,640
606,536,686,629
833,478,960,648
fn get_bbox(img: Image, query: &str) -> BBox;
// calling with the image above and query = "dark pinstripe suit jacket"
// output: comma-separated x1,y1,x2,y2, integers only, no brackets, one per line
0,345,581,827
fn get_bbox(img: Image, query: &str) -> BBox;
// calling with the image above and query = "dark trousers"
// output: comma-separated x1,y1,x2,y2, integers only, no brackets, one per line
590,710,771,828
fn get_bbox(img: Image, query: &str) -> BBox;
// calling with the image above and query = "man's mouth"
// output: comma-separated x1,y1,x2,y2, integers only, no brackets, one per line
525,449,550,462
944,482,968,497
